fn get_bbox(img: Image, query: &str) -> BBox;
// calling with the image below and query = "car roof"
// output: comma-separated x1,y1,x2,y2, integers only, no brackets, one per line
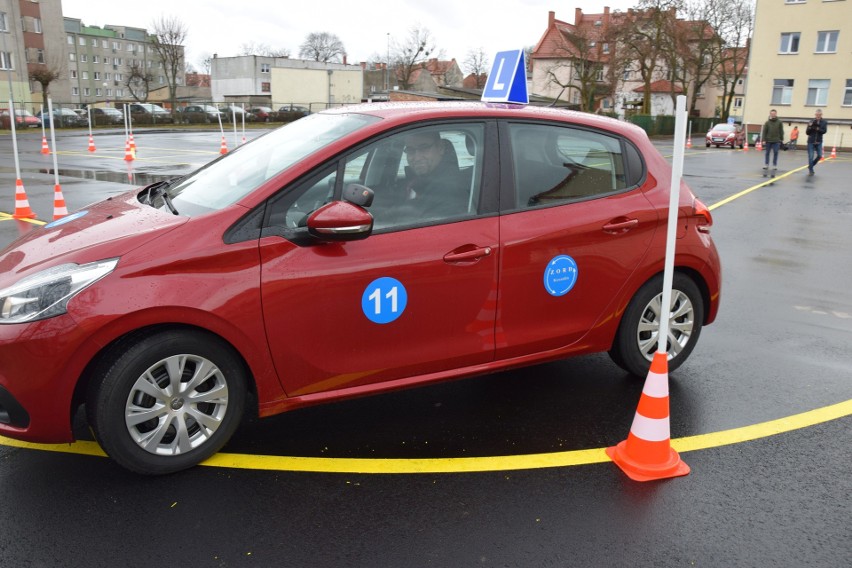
322,101,644,137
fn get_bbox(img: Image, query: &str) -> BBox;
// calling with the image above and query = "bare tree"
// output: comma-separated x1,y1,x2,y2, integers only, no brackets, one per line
29,63,63,102
391,26,441,90
149,14,188,118
299,32,346,63
126,60,154,102
714,0,754,120
197,52,213,74
238,42,290,58
463,47,489,88
540,26,605,111
610,0,682,114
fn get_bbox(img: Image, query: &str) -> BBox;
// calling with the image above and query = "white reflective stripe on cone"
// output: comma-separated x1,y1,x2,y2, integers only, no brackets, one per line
643,371,669,398
630,414,671,442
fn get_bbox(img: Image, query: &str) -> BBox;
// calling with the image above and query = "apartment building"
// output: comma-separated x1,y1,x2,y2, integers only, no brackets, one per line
744,0,851,146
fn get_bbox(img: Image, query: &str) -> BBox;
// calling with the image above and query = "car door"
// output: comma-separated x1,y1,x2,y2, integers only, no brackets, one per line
496,121,659,359
259,122,500,397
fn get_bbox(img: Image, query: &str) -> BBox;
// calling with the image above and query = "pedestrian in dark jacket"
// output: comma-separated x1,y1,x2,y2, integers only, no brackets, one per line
806,109,828,176
761,109,784,177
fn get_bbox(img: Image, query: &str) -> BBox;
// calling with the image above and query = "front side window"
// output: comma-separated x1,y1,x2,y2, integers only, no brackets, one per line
779,32,800,53
772,79,794,104
509,123,633,210
268,123,486,233
815,31,838,52
806,79,830,105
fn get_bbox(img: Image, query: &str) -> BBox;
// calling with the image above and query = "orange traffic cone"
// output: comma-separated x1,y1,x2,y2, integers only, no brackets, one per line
606,352,690,482
40,136,51,155
756,139,762,151
219,135,228,154
53,184,68,220
123,139,135,162
129,132,136,152
686,137,692,149
830,146,837,159
87,135,96,152
743,137,749,152
12,179,37,220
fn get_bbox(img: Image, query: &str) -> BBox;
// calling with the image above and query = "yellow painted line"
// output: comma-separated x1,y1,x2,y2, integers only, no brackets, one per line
0,213,45,225
2,399,849,473
708,157,835,210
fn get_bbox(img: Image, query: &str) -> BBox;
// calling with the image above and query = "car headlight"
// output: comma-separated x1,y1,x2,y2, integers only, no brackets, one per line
0,258,119,324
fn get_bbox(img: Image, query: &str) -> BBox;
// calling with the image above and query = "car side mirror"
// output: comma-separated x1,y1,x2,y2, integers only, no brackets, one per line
307,201,373,242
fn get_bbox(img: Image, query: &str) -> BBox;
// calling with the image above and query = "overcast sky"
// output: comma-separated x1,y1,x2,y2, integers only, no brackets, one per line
61,0,637,73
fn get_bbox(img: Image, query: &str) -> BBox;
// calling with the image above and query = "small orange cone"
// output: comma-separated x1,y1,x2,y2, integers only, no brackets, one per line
40,136,51,155
743,137,749,152
219,135,228,154
12,179,37,220
686,137,692,149
756,139,762,151
830,146,836,159
52,184,68,220
129,133,136,152
606,352,690,482
87,135,96,152
123,139,135,162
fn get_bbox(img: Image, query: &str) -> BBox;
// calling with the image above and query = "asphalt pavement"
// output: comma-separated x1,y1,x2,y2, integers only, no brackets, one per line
0,128,850,567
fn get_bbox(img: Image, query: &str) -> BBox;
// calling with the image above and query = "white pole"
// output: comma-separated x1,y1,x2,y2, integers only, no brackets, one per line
8,100,22,180
241,103,246,144
232,105,237,149
657,95,688,356
40,104,46,139
123,103,129,139
87,107,93,138
47,98,61,189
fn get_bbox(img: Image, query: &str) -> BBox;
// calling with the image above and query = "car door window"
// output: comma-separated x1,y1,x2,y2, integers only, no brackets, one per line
510,123,628,209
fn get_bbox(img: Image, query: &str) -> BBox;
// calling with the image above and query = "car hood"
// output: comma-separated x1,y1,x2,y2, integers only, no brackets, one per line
0,189,187,286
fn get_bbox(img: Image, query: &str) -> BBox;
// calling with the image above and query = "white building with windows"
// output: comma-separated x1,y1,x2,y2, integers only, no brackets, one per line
743,0,851,145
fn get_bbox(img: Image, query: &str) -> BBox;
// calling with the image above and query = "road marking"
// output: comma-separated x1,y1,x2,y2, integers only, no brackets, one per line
1,399,850,473
708,158,834,210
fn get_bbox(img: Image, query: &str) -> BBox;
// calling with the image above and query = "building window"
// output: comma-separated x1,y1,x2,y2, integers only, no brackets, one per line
95,88,102,96
261,81,271,92
116,89,123,97
80,54,88,62
806,79,830,105
772,79,794,104
93,71,100,80
0,52,12,70
102,39,108,48
779,32,800,53
106,88,113,97
622,69,631,81
70,70,77,79
67,35,74,45
602,43,610,54
72,87,79,96
596,69,604,82
33,18,42,33
113,42,121,50
69,53,76,61
0,12,8,32
261,63,271,73
843,79,852,106
91,38,98,47
83,87,90,96
734,97,743,108
37,49,44,64
93,55,99,63
79,37,86,46
82,71,89,80
815,31,838,53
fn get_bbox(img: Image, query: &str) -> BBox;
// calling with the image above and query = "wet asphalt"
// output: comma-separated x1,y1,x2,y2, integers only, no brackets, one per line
0,128,850,567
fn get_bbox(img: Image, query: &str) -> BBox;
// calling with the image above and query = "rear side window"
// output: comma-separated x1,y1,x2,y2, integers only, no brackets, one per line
509,123,640,209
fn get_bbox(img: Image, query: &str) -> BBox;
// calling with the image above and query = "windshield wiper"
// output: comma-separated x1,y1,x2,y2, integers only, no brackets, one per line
143,178,181,215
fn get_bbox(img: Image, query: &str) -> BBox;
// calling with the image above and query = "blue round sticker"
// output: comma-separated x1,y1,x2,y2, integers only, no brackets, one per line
544,255,578,297
362,277,408,324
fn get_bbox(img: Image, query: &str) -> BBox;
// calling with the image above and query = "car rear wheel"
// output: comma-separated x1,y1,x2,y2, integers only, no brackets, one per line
608,273,704,377
87,329,247,475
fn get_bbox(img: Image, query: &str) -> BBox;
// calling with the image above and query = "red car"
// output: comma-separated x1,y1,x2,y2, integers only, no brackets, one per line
0,103,721,474
705,123,745,148
0,108,42,129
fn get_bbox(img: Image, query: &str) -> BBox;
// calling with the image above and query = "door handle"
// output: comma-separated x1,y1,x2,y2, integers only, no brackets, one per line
602,218,639,234
444,246,492,263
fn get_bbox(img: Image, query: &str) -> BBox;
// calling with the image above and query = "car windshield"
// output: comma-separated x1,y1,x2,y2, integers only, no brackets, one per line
166,112,380,215
712,124,734,132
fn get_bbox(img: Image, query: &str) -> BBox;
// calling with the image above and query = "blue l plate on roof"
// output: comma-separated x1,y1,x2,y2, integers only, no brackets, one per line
481,49,529,105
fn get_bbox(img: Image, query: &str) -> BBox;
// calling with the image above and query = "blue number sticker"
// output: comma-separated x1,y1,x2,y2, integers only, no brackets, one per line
544,255,578,297
362,277,408,324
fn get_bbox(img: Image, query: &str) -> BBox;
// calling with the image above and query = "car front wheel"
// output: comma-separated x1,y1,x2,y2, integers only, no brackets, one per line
609,273,704,377
87,329,247,475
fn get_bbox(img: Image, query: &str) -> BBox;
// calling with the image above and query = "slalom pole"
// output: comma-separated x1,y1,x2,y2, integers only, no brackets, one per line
47,98,66,219
232,105,238,150
241,103,246,145
10,99,37,219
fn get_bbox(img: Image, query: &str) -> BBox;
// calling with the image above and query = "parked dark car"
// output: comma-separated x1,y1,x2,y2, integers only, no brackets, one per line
38,108,88,128
91,107,125,125
178,105,224,123
128,103,172,123
278,104,311,120
248,106,274,122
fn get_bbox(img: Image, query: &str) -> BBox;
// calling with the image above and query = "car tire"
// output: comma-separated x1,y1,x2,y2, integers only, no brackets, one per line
86,329,247,475
608,273,704,377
